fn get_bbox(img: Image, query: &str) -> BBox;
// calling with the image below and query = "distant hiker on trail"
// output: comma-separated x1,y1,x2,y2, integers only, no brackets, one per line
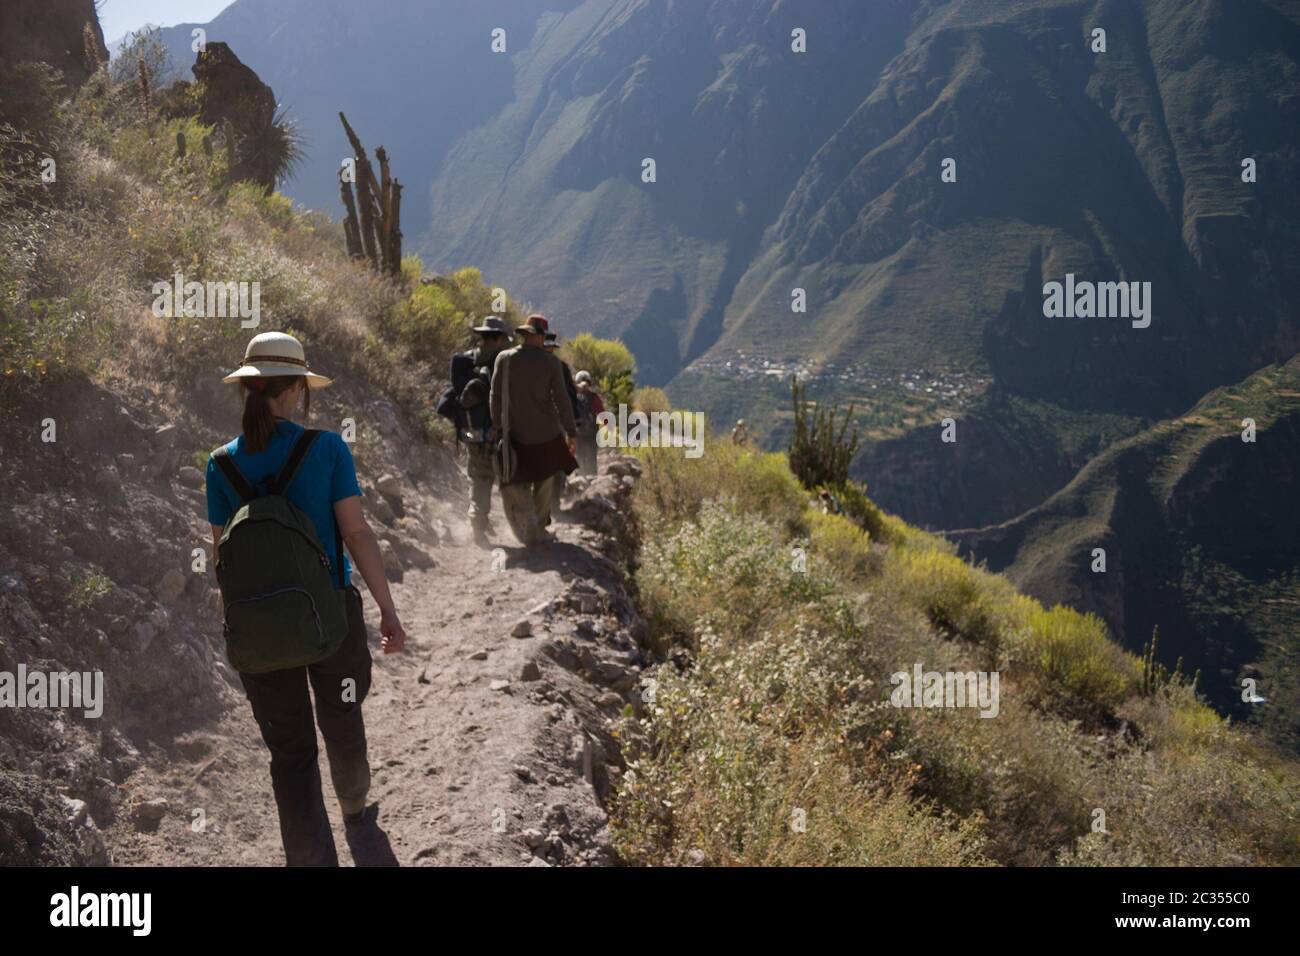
732,418,749,445
489,315,578,545
440,315,511,547
573,370,605,476
545,329,583,520
818,488,843,515
205,331,407,867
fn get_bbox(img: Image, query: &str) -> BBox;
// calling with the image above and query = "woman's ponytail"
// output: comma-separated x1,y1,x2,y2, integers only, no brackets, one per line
241,376,307,452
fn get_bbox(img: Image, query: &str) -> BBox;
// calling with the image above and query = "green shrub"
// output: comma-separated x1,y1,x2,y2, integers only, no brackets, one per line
384,266,522,365
630,385,671,414
884,545,1002,651
1014,604,1138,707
563,333,636,408
0,293,103,392
832,479,902,545
806,508,875,582
108,115,226,193
634,442,809,536
68,570,113,609
637,501,829,645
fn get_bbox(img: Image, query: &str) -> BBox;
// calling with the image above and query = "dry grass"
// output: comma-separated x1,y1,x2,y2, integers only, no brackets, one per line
614,443,1300,866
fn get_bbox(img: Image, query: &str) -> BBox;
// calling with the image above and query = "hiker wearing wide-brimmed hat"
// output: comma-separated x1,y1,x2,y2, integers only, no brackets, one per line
489,314,579,545
572,369,605,476
437,316,513,546
206,330,407,866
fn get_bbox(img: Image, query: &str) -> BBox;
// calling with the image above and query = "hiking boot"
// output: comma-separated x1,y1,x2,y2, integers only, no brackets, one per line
343,803,399,867
472,525,491,547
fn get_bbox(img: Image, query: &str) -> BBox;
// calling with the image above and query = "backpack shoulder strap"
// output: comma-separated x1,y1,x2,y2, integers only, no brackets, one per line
270,429,323,496
211,445,257,503
272,429,347,590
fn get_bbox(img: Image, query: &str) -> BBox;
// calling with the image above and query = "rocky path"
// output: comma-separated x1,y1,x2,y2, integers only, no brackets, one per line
104,460,646,866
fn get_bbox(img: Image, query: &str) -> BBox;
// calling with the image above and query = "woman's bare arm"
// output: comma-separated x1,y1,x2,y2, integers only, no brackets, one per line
333,495,406,653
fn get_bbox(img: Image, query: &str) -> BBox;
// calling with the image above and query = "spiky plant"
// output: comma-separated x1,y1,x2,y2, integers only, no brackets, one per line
788,374,862,491
257,107,306,187
82,23,106,73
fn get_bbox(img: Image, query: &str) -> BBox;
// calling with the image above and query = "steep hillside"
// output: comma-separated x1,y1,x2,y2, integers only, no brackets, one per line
614,441,1300,866
0,15,628,864
954,357,1300,751
157,0,1300,534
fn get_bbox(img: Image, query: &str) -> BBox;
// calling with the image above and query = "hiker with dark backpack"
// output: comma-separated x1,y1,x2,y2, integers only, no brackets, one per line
436,316,511,546
205,331,407,867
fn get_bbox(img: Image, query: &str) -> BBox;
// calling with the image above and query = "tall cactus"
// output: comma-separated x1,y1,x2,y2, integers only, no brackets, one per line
337,112,402,275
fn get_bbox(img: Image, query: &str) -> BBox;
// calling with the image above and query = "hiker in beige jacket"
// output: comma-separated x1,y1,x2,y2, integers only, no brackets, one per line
489,314,577,545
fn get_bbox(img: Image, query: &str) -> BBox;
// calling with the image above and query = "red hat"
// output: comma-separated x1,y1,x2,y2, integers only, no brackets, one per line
517,314,549,336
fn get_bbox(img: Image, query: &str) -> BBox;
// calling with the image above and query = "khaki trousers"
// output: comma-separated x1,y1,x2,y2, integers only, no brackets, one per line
501,475,555,545
465,443,496,531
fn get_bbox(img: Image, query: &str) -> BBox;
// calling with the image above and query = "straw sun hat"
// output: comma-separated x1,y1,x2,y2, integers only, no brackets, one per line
222,331,333,388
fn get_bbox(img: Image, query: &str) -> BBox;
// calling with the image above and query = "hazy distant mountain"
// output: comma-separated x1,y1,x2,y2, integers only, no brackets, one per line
159,1,1300,400
158,0,1300,530
160,0,585,245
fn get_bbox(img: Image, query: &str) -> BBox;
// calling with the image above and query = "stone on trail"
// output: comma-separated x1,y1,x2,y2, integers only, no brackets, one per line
178,465,204,487
520,661,541,682
490,679,511,693
526,599,555,618
62,796,89,827
469,649,489,661
378,538,402,575
510,619,533,638
132,798,168,827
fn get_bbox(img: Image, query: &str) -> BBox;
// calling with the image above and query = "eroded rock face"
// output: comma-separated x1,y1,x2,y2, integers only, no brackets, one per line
0,770,109,866
0,0,108,87
191,42,279,189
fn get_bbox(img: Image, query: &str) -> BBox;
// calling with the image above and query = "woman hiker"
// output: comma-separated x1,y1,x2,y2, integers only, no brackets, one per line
205,331,407,866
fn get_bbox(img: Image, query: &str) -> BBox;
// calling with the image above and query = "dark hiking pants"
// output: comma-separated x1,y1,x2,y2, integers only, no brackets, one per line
239,586,374,866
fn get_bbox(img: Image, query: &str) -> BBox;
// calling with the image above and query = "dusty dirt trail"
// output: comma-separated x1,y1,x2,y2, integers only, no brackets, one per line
106,464,642,867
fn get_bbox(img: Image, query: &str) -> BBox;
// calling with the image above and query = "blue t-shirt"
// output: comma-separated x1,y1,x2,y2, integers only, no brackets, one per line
205,419,362,581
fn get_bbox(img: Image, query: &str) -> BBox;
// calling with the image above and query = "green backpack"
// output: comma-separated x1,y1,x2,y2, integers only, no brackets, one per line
212,429,349,674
